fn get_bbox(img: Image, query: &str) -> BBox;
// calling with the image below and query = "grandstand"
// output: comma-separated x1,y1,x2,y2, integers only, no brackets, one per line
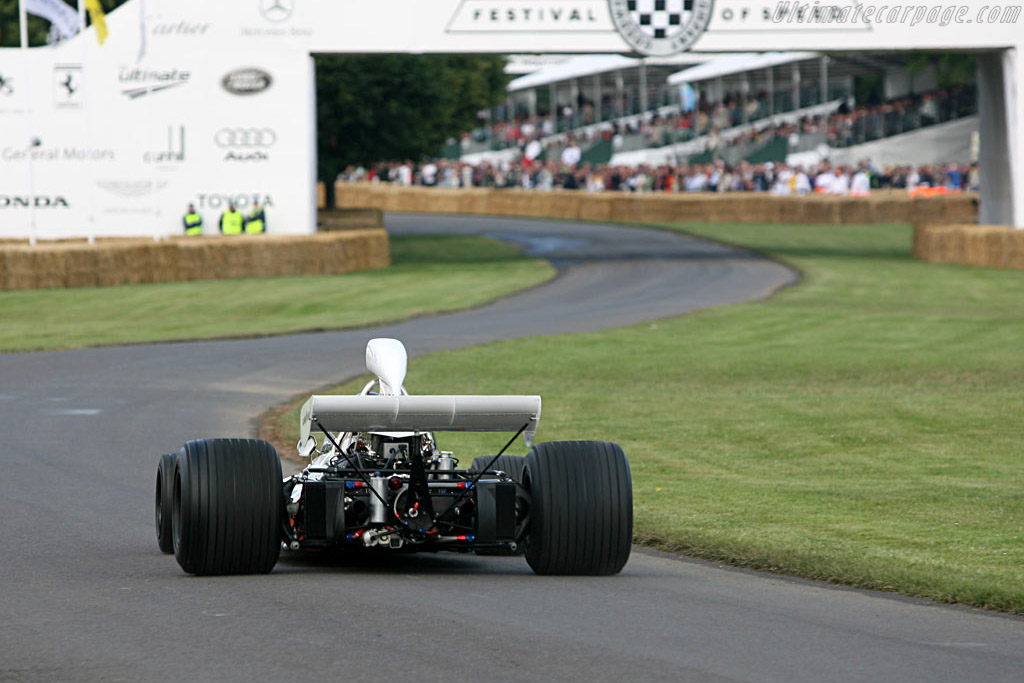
459,51,979,172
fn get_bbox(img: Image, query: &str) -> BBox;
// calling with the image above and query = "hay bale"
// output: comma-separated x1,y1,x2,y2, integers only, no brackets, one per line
62,245,100,288
180,237,234,281
794,197,835,224
317,182,326,210
693,195,735,224
314,230,389,274
905,195,978,226
2,245,66,290
318,208,384,231
931,224,965,263
960,226,989,266
917,225,940,263
487,190,523,217
151,240,180,283
421,189,462,214
1007,229,1024,269
457,189,487,215
954,194,981,223
578,194,613,222
93,242,154,286
836,197,876,225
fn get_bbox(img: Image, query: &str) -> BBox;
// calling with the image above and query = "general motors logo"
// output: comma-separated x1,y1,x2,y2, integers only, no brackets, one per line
609,0,714,56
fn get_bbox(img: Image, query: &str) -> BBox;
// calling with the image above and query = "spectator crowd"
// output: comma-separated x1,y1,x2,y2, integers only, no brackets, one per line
337,158,979,196
339,82,978,198
472,84,976,159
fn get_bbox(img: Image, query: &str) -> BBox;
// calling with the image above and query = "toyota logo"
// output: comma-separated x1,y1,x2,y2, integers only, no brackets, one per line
214,128,277,148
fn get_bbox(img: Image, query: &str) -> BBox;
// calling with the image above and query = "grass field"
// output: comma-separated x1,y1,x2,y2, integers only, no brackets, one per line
0,235,553,352
270,222,1024,614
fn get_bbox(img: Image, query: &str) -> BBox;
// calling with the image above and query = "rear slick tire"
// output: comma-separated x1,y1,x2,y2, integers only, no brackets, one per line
524,441,632,576
172,438,283,576
469,455,527,483
155,453,175,554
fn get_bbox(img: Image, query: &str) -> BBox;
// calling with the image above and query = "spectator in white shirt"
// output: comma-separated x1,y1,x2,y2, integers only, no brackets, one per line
560,135,582,168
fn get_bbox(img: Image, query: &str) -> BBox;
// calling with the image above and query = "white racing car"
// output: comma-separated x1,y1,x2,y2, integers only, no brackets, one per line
155,338,632,575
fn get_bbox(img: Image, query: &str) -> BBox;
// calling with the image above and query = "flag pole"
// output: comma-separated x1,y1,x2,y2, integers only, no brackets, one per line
19,1,38,246
19,0,28,48
78,0,94,243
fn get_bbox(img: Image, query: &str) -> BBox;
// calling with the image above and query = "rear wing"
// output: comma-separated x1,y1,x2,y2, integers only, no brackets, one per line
299,394,542,447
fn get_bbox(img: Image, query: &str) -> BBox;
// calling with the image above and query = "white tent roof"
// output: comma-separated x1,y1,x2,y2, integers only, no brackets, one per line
504,54,576,76
508,54,639,92
667,52,820,85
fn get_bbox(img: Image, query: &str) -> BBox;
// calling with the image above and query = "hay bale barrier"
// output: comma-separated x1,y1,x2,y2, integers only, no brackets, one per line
914,223,1024,269
334,183,1023,269
335,182,978,227
0,230,390,291
317,208,384,231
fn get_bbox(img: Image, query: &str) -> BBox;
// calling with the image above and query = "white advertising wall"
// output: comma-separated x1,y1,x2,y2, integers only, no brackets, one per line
0,1,315,239
1,0,1022,236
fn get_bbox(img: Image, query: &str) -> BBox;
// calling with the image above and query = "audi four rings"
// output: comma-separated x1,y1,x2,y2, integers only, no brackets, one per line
214,128,277,147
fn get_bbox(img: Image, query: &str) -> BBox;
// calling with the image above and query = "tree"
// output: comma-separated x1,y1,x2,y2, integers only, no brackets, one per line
0,0,114,47
315,54,508,186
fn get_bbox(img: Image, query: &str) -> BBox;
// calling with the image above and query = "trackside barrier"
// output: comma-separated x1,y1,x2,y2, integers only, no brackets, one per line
318,208,384,231
913,223,1024,269
334,183,979,227
336,183,1021,269
0,230,390,291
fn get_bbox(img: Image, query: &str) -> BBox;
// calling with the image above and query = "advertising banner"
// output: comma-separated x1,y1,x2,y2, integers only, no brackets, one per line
0,1,314,240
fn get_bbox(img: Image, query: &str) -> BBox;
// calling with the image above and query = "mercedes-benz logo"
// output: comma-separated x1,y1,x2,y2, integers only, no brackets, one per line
259,0,293,23
215,128,277,148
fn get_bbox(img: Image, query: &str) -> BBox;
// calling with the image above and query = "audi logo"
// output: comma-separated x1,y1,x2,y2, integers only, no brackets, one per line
214,128,277,148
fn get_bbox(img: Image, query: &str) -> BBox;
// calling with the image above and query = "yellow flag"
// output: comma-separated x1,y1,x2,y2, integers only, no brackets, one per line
85,0,108,45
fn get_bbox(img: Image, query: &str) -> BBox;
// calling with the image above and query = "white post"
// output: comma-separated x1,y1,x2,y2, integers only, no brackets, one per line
977,49,1021,227
27,139,37,246
615,70,624,118
19,0,28,49
820,56,830,105
308,55,318,231
639,63,648,113
20,2,37,245
792,63,801,111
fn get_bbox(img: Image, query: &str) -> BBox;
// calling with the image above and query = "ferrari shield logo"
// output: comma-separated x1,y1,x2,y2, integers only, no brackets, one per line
609,0,714,56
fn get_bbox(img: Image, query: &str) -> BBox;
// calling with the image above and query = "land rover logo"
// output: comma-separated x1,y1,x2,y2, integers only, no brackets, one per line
221,68,272,95
609,0,714,56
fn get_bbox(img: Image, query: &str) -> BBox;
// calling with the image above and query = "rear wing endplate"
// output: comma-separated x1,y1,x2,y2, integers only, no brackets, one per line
299,394,542,447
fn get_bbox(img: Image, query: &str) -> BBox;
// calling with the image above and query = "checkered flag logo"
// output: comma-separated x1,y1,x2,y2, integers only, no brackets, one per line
610,0,714,56
629,0,690,40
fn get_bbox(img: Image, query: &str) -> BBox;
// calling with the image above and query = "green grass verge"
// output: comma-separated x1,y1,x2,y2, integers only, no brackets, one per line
0,235,553,352
271,222,1024,614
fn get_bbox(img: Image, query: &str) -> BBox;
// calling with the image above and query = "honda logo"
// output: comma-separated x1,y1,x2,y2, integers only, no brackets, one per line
214,128,277,148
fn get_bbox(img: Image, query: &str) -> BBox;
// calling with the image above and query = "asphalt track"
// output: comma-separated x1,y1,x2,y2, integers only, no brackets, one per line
1,214,1021,682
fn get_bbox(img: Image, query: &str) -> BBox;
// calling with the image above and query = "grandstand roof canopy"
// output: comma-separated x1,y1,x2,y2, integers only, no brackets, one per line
668,52,821,86
508,55,639,92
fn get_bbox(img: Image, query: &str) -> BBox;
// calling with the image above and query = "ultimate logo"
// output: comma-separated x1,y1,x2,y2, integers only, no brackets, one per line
609,0,714,56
